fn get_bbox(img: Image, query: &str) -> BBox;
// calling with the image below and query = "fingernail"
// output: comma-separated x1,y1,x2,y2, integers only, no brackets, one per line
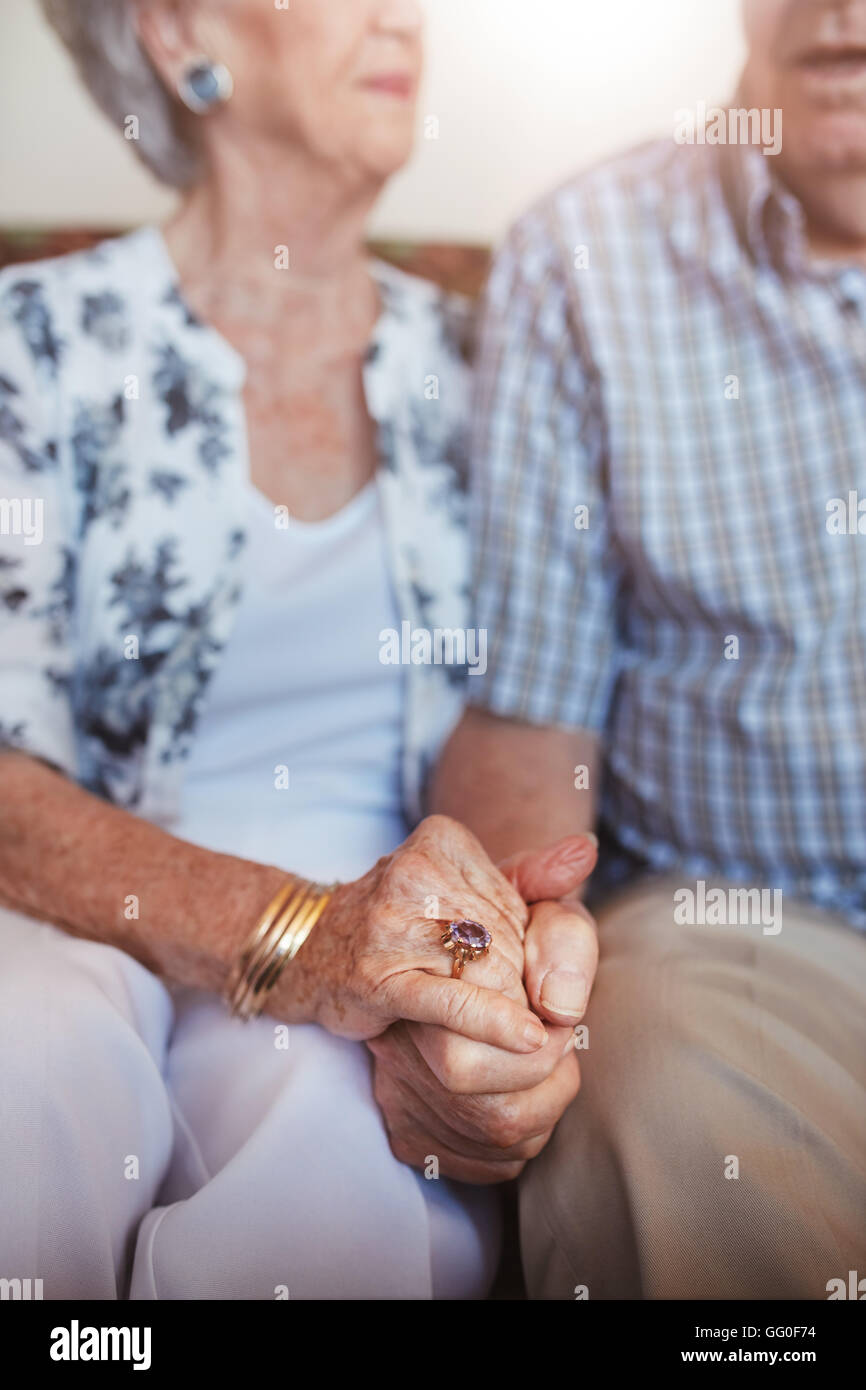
563,832,598,866
540,970,589,1021
562,1032,576,1055
522,1018,548,1050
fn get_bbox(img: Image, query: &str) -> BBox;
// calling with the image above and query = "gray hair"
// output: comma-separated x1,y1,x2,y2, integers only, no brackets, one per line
40,0,200,188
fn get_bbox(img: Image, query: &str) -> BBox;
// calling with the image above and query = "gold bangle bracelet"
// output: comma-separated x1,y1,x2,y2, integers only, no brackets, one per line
233,878,301,970
248,886,334,1011
225,877,302,1020
227,877,336,1022
238,881,308,1004
235,883,333,1020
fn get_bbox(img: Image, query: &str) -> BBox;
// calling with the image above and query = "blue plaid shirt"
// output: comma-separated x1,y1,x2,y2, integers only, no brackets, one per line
469,138,866,928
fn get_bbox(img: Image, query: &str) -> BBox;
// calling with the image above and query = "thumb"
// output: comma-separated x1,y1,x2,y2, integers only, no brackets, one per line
500,833,598,905
524,898,599,1026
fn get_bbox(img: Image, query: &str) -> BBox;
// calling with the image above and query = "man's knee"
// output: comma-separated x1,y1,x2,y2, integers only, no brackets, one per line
521,880,866,1298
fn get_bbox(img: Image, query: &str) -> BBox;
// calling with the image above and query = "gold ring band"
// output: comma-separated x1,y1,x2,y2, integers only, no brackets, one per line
439,918,492,980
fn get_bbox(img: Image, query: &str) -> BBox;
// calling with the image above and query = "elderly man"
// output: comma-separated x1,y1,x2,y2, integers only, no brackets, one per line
413,0,866,1298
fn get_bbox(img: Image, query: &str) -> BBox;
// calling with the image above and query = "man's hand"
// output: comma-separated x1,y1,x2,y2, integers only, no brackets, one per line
499,837,600,1026
366,834,599,1182
368,1015,580,1183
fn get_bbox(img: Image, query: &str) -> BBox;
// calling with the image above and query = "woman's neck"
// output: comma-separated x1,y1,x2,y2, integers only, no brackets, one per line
162,133,382,311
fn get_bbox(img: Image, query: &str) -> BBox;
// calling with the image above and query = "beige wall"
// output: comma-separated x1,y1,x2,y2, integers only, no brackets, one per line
0,0,746,242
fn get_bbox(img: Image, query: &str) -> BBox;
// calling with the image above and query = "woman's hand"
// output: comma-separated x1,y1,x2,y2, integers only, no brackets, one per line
271,815,548,1053
366,834,599,1182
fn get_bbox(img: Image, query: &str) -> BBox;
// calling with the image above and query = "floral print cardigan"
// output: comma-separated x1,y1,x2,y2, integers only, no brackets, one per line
0,228,474,828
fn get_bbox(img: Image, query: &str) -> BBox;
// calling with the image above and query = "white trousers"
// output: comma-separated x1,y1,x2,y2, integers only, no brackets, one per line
0,905,501,1300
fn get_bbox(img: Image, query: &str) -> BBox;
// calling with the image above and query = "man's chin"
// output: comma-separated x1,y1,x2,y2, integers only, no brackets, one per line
784,111,866,174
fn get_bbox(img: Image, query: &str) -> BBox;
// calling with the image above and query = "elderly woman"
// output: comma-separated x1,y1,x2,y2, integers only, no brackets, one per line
0,0,593,1299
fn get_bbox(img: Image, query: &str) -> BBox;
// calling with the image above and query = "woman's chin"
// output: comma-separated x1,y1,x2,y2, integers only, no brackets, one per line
356,131,417,183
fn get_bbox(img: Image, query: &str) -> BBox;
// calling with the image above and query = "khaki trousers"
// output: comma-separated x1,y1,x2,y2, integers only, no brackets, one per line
520,876,866,1300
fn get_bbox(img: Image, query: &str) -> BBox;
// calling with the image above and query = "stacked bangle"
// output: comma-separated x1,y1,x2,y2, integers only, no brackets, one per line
226,876,336,1021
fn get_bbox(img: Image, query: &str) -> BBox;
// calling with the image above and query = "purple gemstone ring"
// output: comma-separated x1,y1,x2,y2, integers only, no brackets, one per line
440,918,492,979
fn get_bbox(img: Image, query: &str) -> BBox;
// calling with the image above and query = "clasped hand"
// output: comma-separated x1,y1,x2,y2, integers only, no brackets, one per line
292,815,599,1184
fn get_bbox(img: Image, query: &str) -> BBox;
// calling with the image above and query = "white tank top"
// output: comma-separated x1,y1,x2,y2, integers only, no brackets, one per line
177,479,408,883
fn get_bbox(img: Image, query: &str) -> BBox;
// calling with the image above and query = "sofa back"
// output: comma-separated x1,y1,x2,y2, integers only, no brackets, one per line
0,230,492,301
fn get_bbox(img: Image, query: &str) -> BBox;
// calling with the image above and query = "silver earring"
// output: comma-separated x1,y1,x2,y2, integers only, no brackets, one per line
177,59,234,115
